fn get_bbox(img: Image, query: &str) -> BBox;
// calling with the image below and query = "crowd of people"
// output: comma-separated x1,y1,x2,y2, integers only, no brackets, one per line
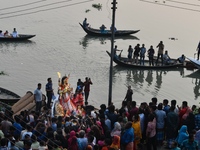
1,82,200,150
0,28,18,38
114,41,186,66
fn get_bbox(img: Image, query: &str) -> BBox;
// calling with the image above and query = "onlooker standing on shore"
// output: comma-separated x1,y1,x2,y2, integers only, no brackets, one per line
83,77,92,105
46,78,53,109
156,41,164,65
34,83,43,113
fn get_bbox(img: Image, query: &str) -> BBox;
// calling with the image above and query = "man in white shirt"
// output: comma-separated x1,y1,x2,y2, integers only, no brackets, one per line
12,28,18,38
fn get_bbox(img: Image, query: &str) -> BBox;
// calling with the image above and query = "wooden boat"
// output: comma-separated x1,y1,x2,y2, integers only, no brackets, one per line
0,34,36,41
106,51,183,69
187,57,200,69
79,23,140,36
0,87,20,104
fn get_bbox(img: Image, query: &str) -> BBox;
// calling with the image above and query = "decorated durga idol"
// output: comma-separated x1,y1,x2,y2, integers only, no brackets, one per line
52,72,84,117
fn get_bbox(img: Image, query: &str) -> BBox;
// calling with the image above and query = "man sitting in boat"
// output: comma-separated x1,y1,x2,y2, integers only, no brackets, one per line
12,28,18,38
177,54,185,63
4,30,10,37
110,24,117,32
83,18,89,28
100,24,107,33
163,50,171,65
0,30,4,37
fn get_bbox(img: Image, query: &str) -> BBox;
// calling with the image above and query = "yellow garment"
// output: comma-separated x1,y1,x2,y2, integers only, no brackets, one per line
132,120,142,147
110,135,120,150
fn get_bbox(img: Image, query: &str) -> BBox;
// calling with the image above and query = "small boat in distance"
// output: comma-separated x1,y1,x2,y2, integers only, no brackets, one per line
187,57,200,69
79,23,140,36
106,51,183,69
0,34,36,42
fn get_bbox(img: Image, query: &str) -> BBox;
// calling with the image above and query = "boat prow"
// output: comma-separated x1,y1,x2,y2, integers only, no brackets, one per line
187,57,200,69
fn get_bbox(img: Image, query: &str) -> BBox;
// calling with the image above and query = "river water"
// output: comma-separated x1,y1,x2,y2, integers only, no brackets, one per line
0,0,200,108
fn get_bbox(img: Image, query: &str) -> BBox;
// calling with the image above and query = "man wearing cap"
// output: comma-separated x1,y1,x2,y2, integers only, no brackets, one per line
46,78,53,109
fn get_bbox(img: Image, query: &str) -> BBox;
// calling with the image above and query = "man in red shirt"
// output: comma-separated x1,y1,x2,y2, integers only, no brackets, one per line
84,77,93,105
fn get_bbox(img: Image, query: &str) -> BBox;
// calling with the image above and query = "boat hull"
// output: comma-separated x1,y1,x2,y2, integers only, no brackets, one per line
0,34,36,41
79,23,140,36
106,51,183,69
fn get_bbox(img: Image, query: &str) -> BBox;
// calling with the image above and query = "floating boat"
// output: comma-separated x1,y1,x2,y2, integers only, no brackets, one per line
106,51,183,69
0,87,21,104
187,57,200,69
0,34,36,42
79,23,140,36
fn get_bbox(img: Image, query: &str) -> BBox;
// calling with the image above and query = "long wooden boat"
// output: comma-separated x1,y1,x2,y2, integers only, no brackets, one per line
0,87,20,104
187,57,200,69
106,51,183,69
79,23,140,36
0,34,36,41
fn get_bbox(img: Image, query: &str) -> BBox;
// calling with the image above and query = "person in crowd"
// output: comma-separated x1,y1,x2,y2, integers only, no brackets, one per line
76,78,84,93
156,41,164,65
21,124,33,140
128,101,139,121
34,83,43,113
132,113,142,150
121,121,134,150
182,109,195,134
78,130,88,150
110,122,121,137
124,85,133,102
13,115,22,137
166,105,179,148
171,99,179,114
163,50,171,65
140,44,146,65
155,103,166,146
127,45,133,62
171,141,180,150
148,45,155,66
46,78,53,109
146,113,157,150
197,41,200,60
181,133,198,150
31,135,39,150
178,101,189,127
163,99,170,114
0,30,4,37
100,24,106,33
0,138,9,149
83,18,89,28
12,28,18,38
133,44,140,64
195,108,200,131
1,116,12,135
110,135,120,150
83,77,93,105
176,125,189,146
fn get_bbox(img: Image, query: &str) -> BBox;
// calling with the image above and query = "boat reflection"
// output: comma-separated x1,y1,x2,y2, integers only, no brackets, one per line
0,40,36,53
185,70,200,100
79,34,139,49
113,65,184,95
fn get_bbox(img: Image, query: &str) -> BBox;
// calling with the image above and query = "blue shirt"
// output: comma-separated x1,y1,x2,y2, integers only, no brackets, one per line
46,82,53,94
34,88,42,102
181,139,198,150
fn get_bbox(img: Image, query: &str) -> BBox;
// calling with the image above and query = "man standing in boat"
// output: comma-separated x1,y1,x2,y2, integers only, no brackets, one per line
156,41,164,65
197,41,200,60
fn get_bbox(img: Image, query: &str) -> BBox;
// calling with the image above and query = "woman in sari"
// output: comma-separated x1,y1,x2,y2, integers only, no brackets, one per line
132,114,142,150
